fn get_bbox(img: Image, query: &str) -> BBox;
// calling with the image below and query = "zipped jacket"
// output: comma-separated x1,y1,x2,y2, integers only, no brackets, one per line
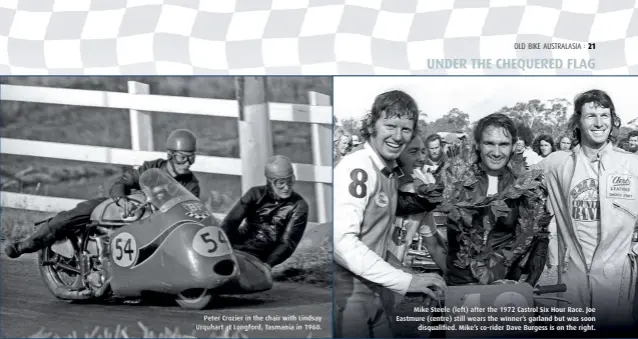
533,142,638,328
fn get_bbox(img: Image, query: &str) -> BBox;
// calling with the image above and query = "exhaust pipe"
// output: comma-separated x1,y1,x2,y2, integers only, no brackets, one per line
52,278,112,300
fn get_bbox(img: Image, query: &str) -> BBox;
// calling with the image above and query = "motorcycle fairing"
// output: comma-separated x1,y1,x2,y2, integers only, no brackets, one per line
107,201,238,297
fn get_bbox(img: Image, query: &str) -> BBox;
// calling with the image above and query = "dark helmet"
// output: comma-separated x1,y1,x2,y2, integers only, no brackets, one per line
166,129,196,152
265,155,294,179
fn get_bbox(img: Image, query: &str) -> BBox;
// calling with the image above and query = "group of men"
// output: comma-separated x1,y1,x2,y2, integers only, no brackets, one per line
334,89,638,337
6,129,310,296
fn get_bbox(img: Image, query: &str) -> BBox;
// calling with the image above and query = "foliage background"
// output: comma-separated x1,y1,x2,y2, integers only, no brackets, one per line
336,97,638,147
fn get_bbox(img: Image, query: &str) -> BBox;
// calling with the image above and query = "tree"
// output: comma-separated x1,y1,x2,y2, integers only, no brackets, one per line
339,117,360,137
495,98,571,140
423,108,471,136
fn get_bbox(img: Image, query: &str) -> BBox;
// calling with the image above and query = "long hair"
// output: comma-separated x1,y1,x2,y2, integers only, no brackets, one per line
567,89,621,145
532,134,555,156
514,123,534,147
359,90,420,142
555,133,575,150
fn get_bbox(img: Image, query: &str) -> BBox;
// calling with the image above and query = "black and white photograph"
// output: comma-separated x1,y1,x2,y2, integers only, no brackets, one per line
332,76,638,338
0,76,333,338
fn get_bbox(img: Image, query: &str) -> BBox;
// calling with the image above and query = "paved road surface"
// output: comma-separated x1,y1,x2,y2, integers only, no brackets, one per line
0,254,332,338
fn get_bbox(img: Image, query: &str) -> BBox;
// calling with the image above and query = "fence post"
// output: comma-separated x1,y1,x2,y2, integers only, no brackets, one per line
127,81,153,151
309,91,332,224
236,77,273,194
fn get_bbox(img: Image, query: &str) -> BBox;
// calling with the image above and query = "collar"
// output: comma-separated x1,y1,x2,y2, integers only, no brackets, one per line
363,142,404,179
572,141,613,169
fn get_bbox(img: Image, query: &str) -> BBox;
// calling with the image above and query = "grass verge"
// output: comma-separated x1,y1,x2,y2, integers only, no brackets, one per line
29,321,315,338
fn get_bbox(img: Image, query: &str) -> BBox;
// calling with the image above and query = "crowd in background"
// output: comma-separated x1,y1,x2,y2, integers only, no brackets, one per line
334,116,638,271
334,122,638,168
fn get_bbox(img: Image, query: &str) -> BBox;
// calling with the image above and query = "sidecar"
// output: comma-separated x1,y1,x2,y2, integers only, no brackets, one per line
40,168,240,310
105,169,239,308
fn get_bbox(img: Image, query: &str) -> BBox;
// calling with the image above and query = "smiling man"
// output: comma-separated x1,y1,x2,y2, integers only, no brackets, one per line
387,135,447,271
333,90,446,338
444,113,543,286
533,89,638,333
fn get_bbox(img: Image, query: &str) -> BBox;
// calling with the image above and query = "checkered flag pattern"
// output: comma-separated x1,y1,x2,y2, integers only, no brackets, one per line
186,211,211,220
1,0,638,75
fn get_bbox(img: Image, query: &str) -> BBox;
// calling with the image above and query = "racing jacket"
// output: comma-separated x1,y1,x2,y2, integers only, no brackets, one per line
221,185,309,267
445,163,523,285
109,159,200,199
533,143,638,327
333,142,413,298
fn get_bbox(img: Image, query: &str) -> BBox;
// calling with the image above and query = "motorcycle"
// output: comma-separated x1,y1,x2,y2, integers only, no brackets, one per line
38,168,271,310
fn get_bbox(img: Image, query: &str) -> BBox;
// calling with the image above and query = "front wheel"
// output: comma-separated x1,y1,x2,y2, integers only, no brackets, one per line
175,288,214,310
38,239,85,301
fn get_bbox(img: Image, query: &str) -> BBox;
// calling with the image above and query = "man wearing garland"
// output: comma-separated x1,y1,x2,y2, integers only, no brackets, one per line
444,113,549,286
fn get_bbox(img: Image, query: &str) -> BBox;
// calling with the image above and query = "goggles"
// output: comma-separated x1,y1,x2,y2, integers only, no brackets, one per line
269,176,294,189
170,151,196,165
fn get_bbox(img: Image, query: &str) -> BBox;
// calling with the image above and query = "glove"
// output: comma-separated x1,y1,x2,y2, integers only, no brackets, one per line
115,197,137,217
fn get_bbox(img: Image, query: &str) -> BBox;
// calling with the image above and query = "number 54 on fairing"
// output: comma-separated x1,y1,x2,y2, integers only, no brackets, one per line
39,168,267,310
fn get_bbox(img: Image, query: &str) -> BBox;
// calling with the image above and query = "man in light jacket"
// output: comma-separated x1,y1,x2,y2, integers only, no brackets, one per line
533,89,638,333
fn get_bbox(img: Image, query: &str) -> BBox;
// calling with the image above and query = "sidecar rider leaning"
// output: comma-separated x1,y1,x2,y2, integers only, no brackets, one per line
5,128,201,259
221,155,309,271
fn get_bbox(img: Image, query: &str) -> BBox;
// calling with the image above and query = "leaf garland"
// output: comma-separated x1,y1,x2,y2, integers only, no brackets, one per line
418,146,552,284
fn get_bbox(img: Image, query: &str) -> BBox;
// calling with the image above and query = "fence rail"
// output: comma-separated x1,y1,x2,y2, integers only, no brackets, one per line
0,84,332,124
1,81,333,224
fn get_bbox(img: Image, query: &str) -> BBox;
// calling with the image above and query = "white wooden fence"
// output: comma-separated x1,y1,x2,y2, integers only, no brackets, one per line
0,80,333,225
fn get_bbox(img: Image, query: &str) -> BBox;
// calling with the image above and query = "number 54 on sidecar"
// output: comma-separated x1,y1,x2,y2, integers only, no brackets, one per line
38,168,272,310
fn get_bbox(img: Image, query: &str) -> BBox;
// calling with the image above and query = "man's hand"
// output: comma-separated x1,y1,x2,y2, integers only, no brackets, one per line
412,168,436,186
407,272,447,300
116,197,137,217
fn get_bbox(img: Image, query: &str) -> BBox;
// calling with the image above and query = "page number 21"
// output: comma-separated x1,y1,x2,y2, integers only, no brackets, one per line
588,43,596,50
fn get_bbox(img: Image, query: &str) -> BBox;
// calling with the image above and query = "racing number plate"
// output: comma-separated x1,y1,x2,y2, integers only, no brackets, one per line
444,284,534,337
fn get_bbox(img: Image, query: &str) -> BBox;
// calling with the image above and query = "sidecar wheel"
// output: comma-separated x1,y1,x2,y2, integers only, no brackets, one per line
175,288,214,310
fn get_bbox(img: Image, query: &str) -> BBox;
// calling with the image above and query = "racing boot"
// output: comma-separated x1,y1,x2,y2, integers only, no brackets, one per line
4,220,56,258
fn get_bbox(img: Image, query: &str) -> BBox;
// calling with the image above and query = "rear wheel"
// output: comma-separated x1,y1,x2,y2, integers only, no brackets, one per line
175,288,214,310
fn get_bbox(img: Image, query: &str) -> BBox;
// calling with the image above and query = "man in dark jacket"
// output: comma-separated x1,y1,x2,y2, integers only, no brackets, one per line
221,155,309,268
400,114,548,286
5,129,200,259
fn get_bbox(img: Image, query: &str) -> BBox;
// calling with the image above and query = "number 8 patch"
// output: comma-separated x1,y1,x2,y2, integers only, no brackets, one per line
349,168,368,198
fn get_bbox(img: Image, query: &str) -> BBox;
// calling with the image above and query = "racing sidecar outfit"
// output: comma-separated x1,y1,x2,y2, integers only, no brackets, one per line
221,185,309,267
5,159,200,258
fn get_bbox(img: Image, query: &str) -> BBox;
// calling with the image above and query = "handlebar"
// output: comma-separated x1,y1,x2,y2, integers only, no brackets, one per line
533,283,566,295
121,199,150,222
